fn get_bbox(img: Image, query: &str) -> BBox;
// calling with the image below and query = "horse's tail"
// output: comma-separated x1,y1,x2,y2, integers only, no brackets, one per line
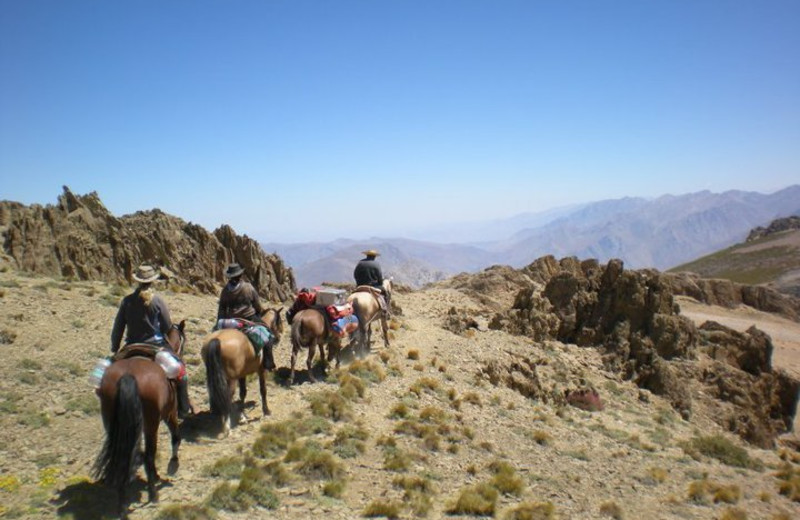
291,316,304,352
205,339,231,418
93,373,143,489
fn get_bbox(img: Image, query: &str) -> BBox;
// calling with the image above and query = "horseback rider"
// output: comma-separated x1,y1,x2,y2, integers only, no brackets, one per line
110,264,194,417
354,249,390,311
217,262,276,370
217,262,266,323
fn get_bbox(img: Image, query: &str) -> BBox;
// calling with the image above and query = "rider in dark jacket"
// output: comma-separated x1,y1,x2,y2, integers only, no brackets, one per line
354,249,390,310
217,263,265,323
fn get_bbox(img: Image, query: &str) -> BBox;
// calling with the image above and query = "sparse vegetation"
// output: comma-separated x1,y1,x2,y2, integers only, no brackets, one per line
362,500,402,519
447,482,498,516
156,503,217,519
407,348,420,360
681,434,761,469
502,501,556,519
599,500,624,519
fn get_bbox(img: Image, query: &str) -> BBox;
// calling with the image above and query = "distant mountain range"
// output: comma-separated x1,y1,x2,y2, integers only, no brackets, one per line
263,186,800,288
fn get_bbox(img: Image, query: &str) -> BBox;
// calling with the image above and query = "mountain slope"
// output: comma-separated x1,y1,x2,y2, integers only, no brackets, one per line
670,217,800,296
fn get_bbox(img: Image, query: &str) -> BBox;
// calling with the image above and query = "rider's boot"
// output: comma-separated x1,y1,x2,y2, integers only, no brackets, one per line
177,377,194,419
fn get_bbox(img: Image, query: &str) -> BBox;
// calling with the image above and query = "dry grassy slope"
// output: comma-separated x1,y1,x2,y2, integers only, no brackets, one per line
669,229,800,296
1,263,799,519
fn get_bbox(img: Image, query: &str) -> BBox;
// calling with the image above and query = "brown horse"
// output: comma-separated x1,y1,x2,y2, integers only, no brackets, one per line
201,308,283,437
93,321,186,518
347,279,392,356
289,307,346,384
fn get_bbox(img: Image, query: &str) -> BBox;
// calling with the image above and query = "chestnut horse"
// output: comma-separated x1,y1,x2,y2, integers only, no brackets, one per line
93,321,186,518
201,308,283,437
347,279,392,356
288,306,350,384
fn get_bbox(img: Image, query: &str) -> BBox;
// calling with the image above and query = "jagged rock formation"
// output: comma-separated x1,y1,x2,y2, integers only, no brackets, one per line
0,187,295,301
487,255,799,447
664,271,800,321
747,215,800,241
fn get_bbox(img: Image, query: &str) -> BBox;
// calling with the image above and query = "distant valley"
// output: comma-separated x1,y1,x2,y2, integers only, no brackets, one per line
264,185,800,288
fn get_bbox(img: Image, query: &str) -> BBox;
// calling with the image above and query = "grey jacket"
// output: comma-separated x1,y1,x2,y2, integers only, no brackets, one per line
111,289,173,352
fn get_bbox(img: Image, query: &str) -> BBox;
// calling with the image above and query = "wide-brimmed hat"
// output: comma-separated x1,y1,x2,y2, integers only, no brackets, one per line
225,263,245,278
133,264,160,283
361,249,380,257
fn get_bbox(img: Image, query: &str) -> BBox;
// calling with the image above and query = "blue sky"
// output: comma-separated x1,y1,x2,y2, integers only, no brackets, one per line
1,1,798,242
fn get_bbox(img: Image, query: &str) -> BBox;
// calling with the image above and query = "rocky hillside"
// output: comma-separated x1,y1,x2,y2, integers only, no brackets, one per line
0,187,296,301
443,255,799,449
670,216,800,298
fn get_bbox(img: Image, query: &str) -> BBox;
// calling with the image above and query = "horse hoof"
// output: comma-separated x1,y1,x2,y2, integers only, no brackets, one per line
263,408,271,416
167,457,179,475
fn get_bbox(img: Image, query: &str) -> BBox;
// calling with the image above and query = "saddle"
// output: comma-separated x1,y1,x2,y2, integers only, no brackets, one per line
114,343,162,361
114,343,184,379
355,285,388,313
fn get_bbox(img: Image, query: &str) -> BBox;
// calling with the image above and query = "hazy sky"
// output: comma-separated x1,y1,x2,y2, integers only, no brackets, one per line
1,1,798,242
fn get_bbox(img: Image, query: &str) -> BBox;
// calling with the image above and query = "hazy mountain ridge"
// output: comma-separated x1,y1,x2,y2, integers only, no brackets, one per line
270,186,800,287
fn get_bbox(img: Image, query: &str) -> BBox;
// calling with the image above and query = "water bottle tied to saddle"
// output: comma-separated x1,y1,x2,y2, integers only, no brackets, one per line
89,358,112,388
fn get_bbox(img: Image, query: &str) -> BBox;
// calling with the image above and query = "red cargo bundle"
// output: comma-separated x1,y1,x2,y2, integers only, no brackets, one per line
327,303,353,320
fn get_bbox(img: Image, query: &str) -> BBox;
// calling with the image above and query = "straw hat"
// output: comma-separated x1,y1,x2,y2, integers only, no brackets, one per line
132,264,160,283
225,263,245,278
361,249,380,257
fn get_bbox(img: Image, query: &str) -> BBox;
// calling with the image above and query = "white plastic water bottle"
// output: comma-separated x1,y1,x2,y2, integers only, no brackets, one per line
155,351,182,379
89,358,111,388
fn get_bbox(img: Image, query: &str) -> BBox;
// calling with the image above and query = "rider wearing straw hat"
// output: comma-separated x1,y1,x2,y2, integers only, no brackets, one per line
110,264,194,417
354,249,390,310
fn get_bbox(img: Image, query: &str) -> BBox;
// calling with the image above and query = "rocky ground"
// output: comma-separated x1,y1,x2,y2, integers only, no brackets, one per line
1,263,799,519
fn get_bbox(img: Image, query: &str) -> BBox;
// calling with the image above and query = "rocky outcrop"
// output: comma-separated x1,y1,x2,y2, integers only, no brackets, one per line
0,187,296,301
487,255,799,446
747,215,800,241
665,272,800,321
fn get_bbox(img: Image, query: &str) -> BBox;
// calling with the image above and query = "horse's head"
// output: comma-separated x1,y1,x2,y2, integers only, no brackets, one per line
263,307,285,340
167,320,187,357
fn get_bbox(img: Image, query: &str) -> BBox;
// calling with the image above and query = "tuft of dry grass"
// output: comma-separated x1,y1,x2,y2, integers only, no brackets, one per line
203,456,243,479
155,503,217,519
718,507,747,520
713,484,742,504
681,434,761,469
330,423,369,459
346,359,386,383
775,462,800,502
488,460,524,496
308,390,352,422
599,500,624,519
502,501,556,520
447,482,498,516
462,391,482,407
362,499,402,518
407,348,420,360
379,350,391,364
409,377,441,396
530,429,551,446
337,372,366,400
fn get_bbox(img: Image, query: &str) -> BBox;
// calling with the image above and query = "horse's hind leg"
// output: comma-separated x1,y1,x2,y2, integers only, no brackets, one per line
306,344,317,382
166,412,181,476
258,368,270,416
238,378,247,405
143,428,159,503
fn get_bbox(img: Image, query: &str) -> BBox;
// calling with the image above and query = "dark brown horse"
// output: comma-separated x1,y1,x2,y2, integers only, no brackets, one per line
289,307,347,384
201,308,283,437
93,321,187,518
347,279,392,356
